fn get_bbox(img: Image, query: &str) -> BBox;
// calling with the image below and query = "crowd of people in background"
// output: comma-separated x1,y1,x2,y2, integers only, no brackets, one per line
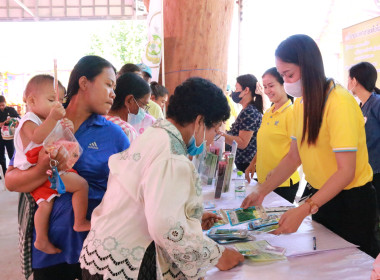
0,95,20,175
2,33,380,279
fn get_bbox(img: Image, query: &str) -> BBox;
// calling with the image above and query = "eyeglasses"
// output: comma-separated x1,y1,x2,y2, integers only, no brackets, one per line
135,98,150,112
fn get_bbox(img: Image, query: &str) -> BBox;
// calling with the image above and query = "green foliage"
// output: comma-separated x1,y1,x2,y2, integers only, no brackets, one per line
87,20,147,71
88,35,105,57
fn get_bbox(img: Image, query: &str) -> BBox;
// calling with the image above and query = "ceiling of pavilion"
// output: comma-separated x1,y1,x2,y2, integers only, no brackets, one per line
0,0,147,21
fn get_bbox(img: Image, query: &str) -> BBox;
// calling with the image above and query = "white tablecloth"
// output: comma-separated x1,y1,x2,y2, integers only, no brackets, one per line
203,183,374,280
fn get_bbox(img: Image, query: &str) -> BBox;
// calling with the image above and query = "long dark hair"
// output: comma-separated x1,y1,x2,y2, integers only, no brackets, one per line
275,34,332,145
236,74,263,114
262,67,294,103
65,55,116,107
349,62,380,95
150,81,169,98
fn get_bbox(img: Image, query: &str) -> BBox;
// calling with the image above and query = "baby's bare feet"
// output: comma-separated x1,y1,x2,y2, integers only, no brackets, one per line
34,240,62,254
73,219,91,232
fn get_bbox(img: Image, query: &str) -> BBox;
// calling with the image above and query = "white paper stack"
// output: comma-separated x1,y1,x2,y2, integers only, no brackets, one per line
255,222,358,257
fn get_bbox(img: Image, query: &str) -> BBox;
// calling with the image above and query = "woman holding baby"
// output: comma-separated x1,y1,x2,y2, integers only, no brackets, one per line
6,55,130,280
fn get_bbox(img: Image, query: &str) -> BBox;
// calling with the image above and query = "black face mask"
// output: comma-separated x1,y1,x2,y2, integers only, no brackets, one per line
231,91,242,103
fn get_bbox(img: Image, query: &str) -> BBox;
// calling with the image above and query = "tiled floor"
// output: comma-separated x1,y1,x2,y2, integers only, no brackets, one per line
0,190,24,279
0,152,24,279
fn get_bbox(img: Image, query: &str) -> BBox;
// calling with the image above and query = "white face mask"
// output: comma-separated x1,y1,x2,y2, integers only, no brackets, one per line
348,85,360,104
284,79,303,98
348,85,356,96
353,95,361,104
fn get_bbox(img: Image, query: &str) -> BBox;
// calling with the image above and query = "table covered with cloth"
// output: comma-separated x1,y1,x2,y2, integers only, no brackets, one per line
203,183,374,280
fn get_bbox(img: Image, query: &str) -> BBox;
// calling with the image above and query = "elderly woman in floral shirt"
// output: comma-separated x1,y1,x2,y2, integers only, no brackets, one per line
80,77,244,280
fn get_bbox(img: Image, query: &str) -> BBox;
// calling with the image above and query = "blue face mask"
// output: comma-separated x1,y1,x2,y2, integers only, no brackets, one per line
187,125,206,156
128,107,146,125
128,98,147,125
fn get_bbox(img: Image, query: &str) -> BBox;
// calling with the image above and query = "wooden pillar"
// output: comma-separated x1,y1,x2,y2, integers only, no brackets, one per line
159,0,234,95
144,0,234,94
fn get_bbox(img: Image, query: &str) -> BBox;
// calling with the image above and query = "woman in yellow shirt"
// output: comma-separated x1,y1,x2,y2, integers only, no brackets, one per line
224,85,240,131
242,34,379,258
245,67,300,203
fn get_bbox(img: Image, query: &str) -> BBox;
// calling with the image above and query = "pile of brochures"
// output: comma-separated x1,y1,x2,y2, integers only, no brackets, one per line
209,206,268,228
205,206,288,261
235,240,287,262
247,206,295,232
207,228,253,244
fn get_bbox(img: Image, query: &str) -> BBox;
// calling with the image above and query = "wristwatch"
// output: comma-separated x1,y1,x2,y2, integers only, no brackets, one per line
305,198,319,214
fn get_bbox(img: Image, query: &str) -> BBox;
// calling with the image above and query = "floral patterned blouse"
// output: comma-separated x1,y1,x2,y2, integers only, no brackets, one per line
80,119,224,279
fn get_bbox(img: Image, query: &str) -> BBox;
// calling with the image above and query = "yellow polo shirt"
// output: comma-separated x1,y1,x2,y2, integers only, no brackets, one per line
291,83,372,190
225,95,239,131
256,99,300,187
147,100,164,120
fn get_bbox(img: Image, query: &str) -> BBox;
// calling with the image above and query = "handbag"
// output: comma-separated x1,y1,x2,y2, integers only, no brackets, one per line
1,118,18,140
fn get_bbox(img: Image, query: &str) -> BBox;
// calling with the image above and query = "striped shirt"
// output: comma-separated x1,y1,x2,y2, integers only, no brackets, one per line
104,115,138,143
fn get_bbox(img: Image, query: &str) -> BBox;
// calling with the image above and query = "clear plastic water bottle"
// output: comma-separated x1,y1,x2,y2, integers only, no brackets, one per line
235,171,246,199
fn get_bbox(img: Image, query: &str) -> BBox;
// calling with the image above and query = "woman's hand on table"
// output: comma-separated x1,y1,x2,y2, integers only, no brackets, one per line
245,162,256,183
201,212,222,230
271,204,310,235
216,247,244,271
240,185,266,209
